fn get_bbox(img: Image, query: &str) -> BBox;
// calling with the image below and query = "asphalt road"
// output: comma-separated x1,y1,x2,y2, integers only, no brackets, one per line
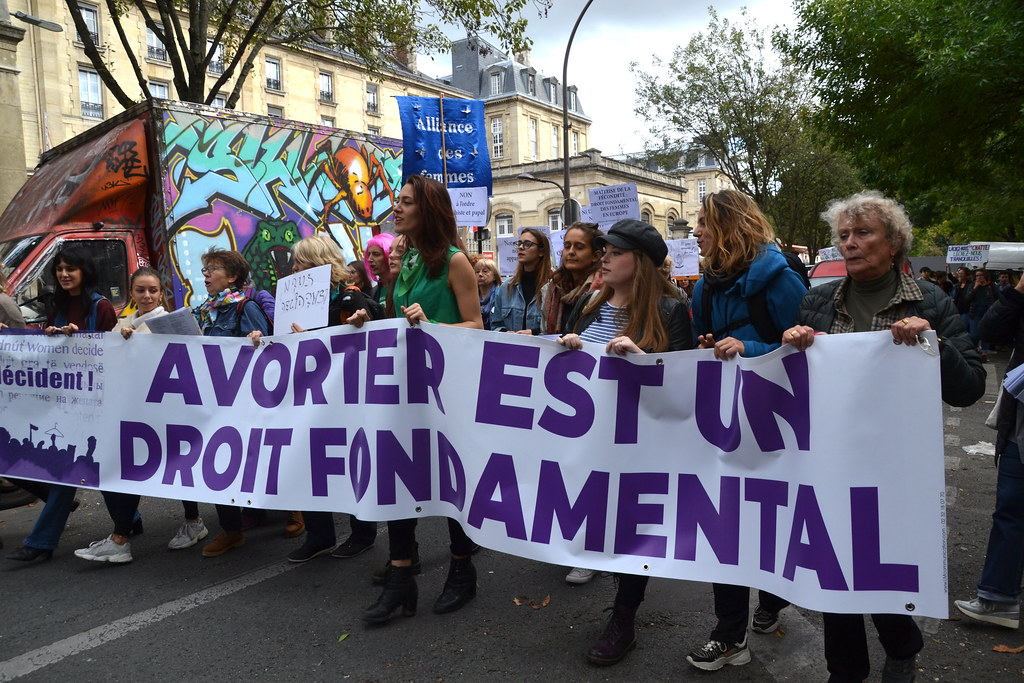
0,351,1021,682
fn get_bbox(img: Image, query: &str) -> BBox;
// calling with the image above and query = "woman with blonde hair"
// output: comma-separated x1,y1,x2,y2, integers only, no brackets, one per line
685,189,808,671
474,258,501,329
491,227,552,334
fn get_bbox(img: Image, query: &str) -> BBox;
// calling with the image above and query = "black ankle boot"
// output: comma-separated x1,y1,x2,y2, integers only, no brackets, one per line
585,604,637,665
433,556,477,614
362,565,418,624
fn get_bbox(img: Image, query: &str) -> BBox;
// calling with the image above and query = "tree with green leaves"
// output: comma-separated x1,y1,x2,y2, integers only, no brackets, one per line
632,8,860,253
67,0,542,109
779,0,1024,241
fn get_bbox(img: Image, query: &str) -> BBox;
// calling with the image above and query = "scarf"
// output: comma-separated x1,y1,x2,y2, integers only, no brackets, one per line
196,287,246,331
394,247,426,301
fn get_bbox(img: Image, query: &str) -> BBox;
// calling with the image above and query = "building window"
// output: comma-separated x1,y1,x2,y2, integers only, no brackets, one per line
79,67,102,118
490,72,504,96
569,90,577,112
148,80,169,99
368,126,381,136
495,213,514,237
146,28,166,61
366,82,379,113
77,3,99,44
268,105,283,118
698,179,707,202
527,74,536,95
551,125,559,158
572,131,579,155
321,116,335,127
641,211,652,225
211,94,226,108
207,40,224,74
319,72,334,103
547,208,563,232
529,118,538,159
490,117,503,159
550,84,557,105
265,57,282,91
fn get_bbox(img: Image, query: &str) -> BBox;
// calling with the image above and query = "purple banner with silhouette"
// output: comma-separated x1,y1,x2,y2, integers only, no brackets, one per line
0,324,947,618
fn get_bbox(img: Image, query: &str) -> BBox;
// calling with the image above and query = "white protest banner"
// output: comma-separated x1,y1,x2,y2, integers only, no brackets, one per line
0,327,947,618
817,246,842,262
274,264,332,332
549,229,566,268
448,186,488,227
947,244,990,264
580,205,593,223
496,236,518,277
588,183,641,228
666,238,699,276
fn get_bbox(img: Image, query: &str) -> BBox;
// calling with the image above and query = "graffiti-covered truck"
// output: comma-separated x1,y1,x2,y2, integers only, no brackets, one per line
0,99,404,324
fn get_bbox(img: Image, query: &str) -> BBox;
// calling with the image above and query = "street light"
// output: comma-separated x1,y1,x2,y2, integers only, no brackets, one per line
560,0,594,226
12,11,63,32
517,173,581,227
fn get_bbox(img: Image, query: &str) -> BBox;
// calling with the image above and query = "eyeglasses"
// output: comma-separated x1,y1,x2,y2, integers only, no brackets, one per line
201,265,225,275
514,240,538,250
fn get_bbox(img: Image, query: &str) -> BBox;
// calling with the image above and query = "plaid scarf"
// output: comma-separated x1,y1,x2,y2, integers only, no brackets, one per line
829,271,924,334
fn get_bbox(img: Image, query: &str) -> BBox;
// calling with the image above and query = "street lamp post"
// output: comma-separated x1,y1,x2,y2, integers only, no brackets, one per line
517,172,581,228
560,0,594,226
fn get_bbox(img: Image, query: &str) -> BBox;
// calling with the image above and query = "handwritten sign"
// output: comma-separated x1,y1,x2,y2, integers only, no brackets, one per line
496,236,519,278
947,244,990,264
817,246,842,262
274,264,332,332
666,238,700,276
588,183,641,228
449,186,488,227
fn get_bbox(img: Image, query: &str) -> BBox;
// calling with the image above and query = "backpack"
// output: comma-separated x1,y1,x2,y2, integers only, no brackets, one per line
232,297,274,335
700,252,809,345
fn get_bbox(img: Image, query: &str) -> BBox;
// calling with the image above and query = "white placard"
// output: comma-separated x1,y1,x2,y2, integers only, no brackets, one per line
817,246,842,262
448,186,488,227
496,236,519,278
143,306,202,335
947,244,990,264
588,183,641,228
274,264,332,332
549,229,566,268
666,238,700,276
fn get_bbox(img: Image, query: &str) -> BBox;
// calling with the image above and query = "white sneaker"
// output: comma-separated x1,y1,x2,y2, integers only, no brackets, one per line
566,567,596,584
168,518,209,550
75,535,133,563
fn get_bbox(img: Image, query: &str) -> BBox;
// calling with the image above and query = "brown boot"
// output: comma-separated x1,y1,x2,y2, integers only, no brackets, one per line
285,511,305,538
202,531,245,557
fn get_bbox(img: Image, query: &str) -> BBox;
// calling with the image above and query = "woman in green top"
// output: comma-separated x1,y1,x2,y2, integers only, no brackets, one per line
354,175,482,625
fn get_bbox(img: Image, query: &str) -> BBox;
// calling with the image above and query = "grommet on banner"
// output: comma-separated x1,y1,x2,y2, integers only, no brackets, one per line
905,603,916,612
655,358,664,366
642,563,650,571
917,336,938,356
415,506,422,513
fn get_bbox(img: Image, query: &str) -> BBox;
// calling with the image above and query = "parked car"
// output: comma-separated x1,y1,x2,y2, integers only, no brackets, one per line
808,259,847,288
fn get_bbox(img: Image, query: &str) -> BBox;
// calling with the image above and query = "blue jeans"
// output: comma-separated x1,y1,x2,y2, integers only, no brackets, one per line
24,484,76,550
978,442,1024,602
969,308,990,352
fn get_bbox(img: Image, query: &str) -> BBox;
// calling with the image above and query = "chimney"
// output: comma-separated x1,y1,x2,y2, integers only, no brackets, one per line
514,48,531,67
395,44,417,72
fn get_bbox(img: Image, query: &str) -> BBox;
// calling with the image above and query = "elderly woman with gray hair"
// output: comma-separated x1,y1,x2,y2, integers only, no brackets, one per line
783,191,984,682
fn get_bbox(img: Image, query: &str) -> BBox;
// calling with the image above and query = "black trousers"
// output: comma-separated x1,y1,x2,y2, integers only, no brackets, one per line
614,574,650,610
387,518,473,561
101,491,140,537
304,512,377,548
823,612,922,682
711,583,790,644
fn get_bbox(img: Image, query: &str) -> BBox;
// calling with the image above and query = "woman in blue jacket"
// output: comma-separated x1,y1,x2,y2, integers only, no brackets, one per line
490,228,551,334
686,190,808,671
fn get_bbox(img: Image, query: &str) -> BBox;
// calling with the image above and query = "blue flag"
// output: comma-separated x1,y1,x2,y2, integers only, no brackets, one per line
396,96,491,193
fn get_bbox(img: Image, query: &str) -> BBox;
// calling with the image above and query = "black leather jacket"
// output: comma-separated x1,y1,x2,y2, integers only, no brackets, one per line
979,287,1024,456
564,292,694,353
797,278,984,409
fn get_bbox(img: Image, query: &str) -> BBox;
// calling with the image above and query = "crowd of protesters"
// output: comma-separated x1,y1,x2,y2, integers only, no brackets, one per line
2,181,1016,683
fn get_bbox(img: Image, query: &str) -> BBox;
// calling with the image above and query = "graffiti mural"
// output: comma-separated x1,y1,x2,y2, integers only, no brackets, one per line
157,109,403,307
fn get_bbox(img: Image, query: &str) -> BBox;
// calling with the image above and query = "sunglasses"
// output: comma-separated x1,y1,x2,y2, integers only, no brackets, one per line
514,240,538,250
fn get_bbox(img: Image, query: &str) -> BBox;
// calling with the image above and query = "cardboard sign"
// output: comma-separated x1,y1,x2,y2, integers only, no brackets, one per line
274,264,332,332
449,186,488,227
587,183,641,228
666,238,700,276
947,244,990,264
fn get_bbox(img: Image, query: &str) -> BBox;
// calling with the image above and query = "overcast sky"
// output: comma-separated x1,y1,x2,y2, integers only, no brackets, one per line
417,0,798,156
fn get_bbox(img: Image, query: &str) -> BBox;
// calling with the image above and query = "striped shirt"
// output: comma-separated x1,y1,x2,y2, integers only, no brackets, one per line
579,301,629,345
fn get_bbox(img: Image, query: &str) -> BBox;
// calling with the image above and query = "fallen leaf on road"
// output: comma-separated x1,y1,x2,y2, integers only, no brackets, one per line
994,644,1024,653
338,633,349,642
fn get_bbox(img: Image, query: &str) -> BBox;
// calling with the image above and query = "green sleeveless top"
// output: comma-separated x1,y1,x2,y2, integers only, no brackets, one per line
393,245,463,324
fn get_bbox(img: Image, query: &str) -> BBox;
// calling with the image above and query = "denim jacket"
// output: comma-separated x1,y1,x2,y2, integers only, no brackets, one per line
490,280,547,333
198,300,270,338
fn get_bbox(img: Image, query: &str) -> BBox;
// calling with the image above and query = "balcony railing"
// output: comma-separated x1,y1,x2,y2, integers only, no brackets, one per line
319,90,334,103
208,60,224,75
81,101,103,119
147,45,167,61
266,78,281,91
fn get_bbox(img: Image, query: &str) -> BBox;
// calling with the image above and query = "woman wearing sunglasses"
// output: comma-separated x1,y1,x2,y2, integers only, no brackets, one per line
490,228,552,334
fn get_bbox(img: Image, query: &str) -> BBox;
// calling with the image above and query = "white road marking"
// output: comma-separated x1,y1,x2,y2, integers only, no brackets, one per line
0,561,298,681
946,417,961,427
945,456,961,470
946,485,958,508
